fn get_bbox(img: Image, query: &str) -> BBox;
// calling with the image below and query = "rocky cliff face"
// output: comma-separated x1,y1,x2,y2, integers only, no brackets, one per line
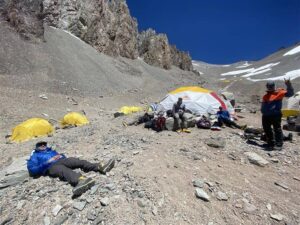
170,45,193,71
1,0,193,71
138,29,172,70
43,0,139,59
1,0,44,41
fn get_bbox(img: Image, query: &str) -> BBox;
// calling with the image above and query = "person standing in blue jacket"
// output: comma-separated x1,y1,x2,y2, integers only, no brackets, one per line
261,79,294,150
27,141,115,197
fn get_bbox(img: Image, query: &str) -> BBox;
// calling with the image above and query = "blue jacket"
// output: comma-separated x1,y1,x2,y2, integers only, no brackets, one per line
261,84,294,116
27,147,66,176
217,110,231,120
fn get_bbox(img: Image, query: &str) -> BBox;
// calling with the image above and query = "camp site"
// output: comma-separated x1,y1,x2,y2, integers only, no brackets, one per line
0,1,300,225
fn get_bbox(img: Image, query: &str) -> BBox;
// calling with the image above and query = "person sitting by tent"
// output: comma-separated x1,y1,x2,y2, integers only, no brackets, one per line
172,98,190,133
217,106,246,129
27,141,115,197
261,79,294,150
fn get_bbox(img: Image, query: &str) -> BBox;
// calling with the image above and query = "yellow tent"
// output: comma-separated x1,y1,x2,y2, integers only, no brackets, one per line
10,118,54,143
119,106,143,115
61,112,89,128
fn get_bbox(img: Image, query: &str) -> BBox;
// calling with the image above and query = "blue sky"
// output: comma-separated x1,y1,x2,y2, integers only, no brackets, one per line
126,0,300,64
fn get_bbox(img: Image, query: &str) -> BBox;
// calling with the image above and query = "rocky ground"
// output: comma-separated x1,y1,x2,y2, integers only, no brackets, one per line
0,91,299,225
1,0,299,223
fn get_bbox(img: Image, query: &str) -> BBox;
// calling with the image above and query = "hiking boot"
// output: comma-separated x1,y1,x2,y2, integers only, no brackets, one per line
73,177,95,197
262,143,274,151
176,129,182,133
99,159,115,174
240,125,247,130
182,128,191,133
287,133,293,142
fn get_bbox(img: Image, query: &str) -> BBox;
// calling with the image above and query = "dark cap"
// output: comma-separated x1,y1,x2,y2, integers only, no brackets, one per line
36,141,47,148
266,81,276,92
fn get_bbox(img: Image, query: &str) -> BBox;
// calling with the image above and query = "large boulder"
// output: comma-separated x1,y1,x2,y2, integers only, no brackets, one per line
0,156,29,189
244,152,269,167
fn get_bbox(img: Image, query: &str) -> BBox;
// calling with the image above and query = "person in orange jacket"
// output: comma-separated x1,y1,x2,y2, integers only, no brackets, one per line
261,79,294,150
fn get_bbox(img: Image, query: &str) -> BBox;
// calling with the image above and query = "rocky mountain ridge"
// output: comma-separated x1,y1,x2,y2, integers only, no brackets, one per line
1,0,193,71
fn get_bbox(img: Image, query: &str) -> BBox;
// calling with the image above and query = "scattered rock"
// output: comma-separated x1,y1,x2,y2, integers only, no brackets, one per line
205,181,214,187
17,200,26,210
52,205,63,217
270,158,279,163
205,137,226,148
43,216,50,225
244,152,269,167
100,197,109,206
152,206,158,216
133,151,140,155
274,182,290,191
192,179,204,188
193,155,201,160
92,215,104,225
195,188,210,202
39,94,48,100
266,203,272,211
293,176,300,182
243,200,257,214
104,183,116,191
42,113,49,117
137,199,147,208
87,211,97,221
90,185,99,195
270,214,284,221
53,215,68,225
73,201,87,211
0,216,13,225
234,203,243,209
216,191,228,201
228,153,237,160
174,162,180,168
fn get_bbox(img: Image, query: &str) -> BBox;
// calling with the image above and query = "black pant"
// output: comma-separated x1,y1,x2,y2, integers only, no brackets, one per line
46,158,99,186
218,117,241,129
262,115,283,147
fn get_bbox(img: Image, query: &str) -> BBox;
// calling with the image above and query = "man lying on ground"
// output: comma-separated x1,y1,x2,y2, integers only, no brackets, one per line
27,141,115,197
217,106,246,129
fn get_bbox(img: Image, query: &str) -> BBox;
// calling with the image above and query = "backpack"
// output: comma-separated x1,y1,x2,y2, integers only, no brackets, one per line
138,113,154,124
166,110,173,117
144,120,154,129
196,118,211,129
154,116,166,132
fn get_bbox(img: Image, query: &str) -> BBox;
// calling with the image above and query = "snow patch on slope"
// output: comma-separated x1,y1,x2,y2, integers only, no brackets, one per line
236,62,252,68
221,68,254,76
221,62,280,77
248,69,300,82
284,45,300,56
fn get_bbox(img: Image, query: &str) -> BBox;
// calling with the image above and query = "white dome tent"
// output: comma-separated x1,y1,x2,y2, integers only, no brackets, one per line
160,86,234,116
